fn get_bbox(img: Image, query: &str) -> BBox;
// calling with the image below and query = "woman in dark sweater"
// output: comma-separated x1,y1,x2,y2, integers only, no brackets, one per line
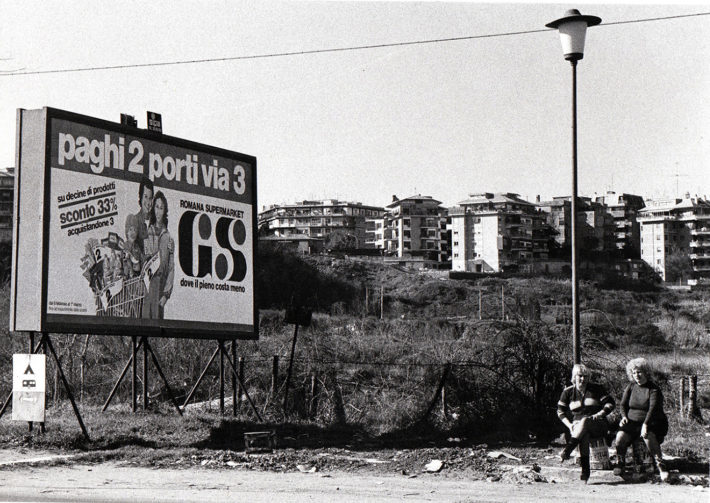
614,357,669,481
557,364,616,482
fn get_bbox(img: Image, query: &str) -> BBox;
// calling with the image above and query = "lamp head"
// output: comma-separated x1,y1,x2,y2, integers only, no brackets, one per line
546,9,602,62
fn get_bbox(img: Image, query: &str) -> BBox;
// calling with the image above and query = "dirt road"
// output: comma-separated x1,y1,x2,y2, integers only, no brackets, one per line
0,462,707,503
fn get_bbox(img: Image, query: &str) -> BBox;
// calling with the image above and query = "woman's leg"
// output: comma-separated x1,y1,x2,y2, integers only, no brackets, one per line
643,432,662,458
644,432,669,481
614,431,632,474
577,433,590,456
578,433,591,481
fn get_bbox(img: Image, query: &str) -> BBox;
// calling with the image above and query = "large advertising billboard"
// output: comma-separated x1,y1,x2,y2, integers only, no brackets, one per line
11,108,257,339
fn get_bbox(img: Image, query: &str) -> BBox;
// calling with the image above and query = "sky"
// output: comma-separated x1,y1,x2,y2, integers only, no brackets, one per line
0,1,708,211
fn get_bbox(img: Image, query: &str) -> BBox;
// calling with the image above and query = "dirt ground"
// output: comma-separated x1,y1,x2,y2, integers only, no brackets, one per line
0,448,707,503
0,462,708,503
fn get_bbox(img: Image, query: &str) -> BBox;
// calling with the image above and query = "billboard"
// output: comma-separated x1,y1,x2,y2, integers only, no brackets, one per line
11,107,257,339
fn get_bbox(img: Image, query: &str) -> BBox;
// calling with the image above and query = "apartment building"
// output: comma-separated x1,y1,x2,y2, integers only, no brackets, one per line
382,195,448,267
537,196,615,253
594,191,645,257
0,168,14,243
638,195,710,283
258,199,385,250
450,193,549,273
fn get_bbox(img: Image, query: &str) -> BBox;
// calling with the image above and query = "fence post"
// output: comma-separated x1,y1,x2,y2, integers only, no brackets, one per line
679,376,687,418
478,290,482,320
237,356,244,411
688,375,703,421
309,374,318,419
441,384,447,419
501,286,505,321
271,356,279,399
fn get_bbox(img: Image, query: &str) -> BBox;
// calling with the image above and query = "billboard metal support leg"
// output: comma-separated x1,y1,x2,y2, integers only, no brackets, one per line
220,344,262,422
142,337,148,411
182,346,220,410
131,336,137,413
40,335,46,434
232,341,237,417
42,333,90,442
102,338,144,412
219,340,225,416
143,339,183,416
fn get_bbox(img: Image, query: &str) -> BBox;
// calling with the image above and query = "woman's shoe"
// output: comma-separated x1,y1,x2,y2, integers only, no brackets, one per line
559,437,580,462
655,456,669,482
612,461,625,476
580,456,590,482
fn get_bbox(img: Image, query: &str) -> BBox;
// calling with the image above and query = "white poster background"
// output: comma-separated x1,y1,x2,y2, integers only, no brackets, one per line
46,170,254,326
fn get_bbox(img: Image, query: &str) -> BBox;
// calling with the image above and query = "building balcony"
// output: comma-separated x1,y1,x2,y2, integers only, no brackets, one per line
690,228,710,235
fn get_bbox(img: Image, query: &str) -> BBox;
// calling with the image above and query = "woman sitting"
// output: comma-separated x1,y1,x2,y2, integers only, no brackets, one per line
557,363,616,482
614,357,670,481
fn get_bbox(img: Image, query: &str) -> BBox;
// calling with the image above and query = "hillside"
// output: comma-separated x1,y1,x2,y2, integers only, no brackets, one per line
260,248,710,350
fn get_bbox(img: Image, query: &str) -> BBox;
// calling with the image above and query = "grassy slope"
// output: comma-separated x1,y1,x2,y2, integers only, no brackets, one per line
0,250,708,461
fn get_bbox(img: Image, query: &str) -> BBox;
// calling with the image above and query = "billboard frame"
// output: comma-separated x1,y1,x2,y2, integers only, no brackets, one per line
12,107,258,340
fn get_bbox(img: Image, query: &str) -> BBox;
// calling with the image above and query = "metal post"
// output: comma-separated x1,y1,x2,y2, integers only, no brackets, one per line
232,341,237,417
40,335,46,434
44,334,90,441
219,340,225,416
571,60,581,364
237,356,244,411
131,336,137,413
102,338,143,412
143,336,148,410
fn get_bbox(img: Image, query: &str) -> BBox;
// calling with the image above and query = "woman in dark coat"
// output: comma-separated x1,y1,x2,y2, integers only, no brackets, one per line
613,357,669,481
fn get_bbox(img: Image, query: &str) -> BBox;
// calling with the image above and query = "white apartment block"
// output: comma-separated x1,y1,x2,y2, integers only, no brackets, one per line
383,195,448,267
638,195,710,283
259,199,384,249
450,193,549,273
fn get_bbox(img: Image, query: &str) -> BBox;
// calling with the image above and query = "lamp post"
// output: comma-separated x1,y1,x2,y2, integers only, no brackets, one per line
546,9,601,364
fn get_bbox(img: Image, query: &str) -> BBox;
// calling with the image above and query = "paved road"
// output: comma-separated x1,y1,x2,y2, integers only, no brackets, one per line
0,463,707,503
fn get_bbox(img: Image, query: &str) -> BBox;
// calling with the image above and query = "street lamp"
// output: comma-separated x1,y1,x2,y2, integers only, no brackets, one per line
546,9,601,364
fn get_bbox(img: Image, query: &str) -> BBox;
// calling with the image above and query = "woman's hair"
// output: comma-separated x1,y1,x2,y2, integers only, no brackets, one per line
571,363,590,380
626,357,650,382
149,191,169,227
138,176,154,206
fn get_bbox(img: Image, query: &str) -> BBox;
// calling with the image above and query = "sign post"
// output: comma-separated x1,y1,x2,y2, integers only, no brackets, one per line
12,354,46,422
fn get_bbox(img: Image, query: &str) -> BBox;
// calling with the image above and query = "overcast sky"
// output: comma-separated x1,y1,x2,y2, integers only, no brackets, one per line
1,1,708,210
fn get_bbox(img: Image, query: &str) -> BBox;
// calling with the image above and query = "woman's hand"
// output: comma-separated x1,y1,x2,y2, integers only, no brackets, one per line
640,423,648,438
619,417,628,427
160,295,168,308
